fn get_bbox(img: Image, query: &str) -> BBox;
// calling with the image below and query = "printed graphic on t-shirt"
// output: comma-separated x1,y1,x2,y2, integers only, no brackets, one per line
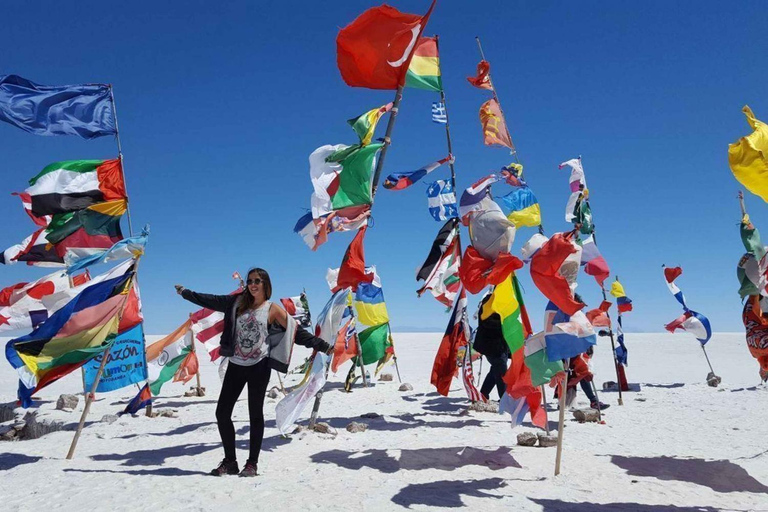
235,308,267,361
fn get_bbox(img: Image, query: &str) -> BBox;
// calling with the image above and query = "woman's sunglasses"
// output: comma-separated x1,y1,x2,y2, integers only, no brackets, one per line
246,278,262,286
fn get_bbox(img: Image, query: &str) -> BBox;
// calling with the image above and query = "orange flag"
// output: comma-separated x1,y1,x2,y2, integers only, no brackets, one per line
467,60,492,90
479,98,514,150
173,351,199,384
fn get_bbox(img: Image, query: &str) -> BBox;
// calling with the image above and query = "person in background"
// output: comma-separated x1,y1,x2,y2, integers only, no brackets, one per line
175,267,332,477
473,294,510,401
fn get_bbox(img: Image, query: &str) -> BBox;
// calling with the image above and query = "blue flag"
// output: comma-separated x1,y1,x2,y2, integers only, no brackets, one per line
83,324,148,393
0,75,116,139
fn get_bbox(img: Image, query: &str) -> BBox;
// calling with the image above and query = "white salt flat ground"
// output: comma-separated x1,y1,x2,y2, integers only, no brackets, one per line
1,332,767,512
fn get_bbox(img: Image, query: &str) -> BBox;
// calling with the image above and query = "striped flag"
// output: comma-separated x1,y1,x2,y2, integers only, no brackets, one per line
461,355,486,402
432,101,447,124
189,287,242,361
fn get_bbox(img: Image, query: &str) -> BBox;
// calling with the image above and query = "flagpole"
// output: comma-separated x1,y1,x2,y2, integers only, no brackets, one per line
67,258,139,459
189,314,204,397
371,85,404,198
108,85,134,237
434,36,457,190
554,366,568,476
474,37,519,166
474,37,544,234
540,385,551,436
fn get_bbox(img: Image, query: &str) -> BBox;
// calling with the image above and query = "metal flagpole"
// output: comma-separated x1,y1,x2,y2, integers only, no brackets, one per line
108,85,134,237
434,36,457,191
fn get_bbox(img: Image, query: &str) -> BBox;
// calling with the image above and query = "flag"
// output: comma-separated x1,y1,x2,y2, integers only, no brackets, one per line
0,268,75,332
543,301,597,361
480,274,525,353
426,180,458,221
665,311,712,345
417,219,462,308
615,314,628,366
468,209,516,262
280,293,312,328
458,174,502,225
459,246,522,295
499,185,541,228
663,266,711,344
14,191,51,227
467,60,492,90
729,106,768,203
1,227,63,266
354,283,389,326
523,331,564,386
461,355,486,402
738,215,768,299
65,227,148,273
329,144,383,210
331,307,358,373
501,350,546,429
294,206,370,251
44,199,126,260
586,301,612,328
83,323,147,393
189,287,242,361
431,101,447,124
24,159,126,216
5,262,135,406
530,232,585,315
333,226,375,292
383,156,451,190
580,235,610,286
479,98,513,150
0,75,115,139
610,279,633,313
405,36,442,92
347,103,393,146
559,158,587,222
431,289,469,396
336,2,437,90
122,383,152,415
146,319,194,395
275,289,349,434
358,323,390,365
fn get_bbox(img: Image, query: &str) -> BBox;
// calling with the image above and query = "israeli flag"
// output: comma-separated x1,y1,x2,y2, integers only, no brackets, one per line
427,180,458,221
431,101,447,124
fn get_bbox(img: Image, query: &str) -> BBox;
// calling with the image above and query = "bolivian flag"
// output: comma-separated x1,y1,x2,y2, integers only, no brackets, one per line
405,37,442,92
6,262,135,407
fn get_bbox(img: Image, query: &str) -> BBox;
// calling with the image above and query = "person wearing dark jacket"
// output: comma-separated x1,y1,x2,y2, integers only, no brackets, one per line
473,295,510,401
175,267,331,477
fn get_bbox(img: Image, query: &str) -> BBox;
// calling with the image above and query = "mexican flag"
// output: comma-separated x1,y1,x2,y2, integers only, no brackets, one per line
146,319,197,395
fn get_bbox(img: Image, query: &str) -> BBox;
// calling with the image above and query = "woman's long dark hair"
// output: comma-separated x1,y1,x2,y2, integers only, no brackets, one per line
237,267,272,316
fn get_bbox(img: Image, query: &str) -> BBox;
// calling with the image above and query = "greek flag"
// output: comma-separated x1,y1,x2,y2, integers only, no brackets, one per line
426,180,458,221
431,101,447,124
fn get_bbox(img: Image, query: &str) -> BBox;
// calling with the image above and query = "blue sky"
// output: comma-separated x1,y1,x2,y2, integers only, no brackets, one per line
0,1,765,335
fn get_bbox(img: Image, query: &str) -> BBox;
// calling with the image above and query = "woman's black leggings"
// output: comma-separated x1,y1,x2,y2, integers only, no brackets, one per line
216,358,272,462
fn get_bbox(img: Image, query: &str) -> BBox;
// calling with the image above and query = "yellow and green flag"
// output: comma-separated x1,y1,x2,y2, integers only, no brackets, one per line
405,37,442,92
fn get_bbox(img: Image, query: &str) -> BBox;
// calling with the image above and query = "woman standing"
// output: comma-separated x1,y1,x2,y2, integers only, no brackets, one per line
175,267,331,477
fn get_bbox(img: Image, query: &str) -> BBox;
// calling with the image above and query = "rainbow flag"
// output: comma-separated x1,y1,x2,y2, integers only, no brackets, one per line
5,262,135,406
405,37,442,92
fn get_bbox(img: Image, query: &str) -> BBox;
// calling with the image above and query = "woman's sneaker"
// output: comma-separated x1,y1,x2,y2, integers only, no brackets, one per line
590,401,610,410
210,458,239,476
239,460,258,477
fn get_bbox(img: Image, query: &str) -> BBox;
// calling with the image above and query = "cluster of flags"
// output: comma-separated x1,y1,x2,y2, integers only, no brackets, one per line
0,74,155,410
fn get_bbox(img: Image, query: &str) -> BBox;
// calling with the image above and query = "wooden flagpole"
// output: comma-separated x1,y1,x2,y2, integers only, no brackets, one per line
540,385,551,436
108,85,133,237
554,364,569,476
188,314,204,396
67,259,139,459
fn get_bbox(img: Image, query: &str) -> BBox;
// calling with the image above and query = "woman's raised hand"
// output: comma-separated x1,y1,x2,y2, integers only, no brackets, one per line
174,284,185,295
